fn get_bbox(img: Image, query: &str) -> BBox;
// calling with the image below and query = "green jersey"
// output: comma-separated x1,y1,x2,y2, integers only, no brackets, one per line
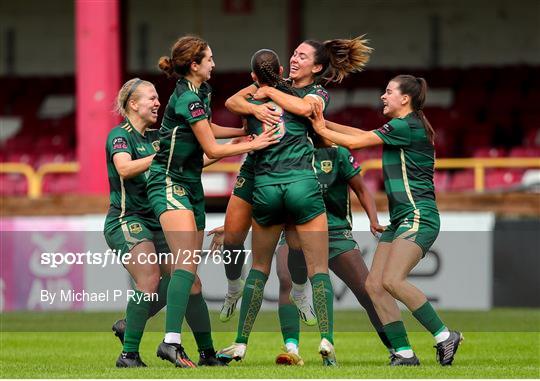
314,146,360,230
150,78,212,183
105,119,160,227
246,83,330,187
373,112,436,222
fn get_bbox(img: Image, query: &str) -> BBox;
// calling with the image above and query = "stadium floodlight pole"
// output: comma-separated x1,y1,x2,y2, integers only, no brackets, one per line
75,0,122,194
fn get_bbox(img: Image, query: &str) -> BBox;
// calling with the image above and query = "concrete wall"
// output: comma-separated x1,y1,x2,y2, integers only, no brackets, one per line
1,0,538,75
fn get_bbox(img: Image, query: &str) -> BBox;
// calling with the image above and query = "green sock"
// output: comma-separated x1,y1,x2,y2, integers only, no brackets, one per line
148,274,170,318
412,301,446,336
383,321,412,351
279,303,300,345
185,292,214,351
223,244,245,281
288,248,308,284
165,269,195,333
235,269,268,344
377,329,393,350
310,273,334,344
123,289,152,352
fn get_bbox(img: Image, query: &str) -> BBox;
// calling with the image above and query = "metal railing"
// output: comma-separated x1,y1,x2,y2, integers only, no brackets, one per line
1,157,539,198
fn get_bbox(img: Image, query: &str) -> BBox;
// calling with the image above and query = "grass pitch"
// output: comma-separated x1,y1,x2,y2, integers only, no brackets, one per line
1,309,539,378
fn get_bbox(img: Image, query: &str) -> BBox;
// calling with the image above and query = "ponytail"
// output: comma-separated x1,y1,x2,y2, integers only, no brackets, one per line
305,35,373,84
251,49,294,93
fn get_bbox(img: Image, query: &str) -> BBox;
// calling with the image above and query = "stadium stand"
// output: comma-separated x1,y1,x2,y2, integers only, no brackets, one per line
1,66,539,196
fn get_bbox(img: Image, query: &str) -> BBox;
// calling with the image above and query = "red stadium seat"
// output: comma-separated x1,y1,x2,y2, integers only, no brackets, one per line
485,170,524,190
509,146,540,157
473,147,507,158
434,171,450,192
449,170,474,191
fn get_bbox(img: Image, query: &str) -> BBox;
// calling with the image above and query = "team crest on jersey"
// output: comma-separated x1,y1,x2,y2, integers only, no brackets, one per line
173,185,186,197
129,223,142,234
152,140,160,152
235,177,246,188
321,160,333,173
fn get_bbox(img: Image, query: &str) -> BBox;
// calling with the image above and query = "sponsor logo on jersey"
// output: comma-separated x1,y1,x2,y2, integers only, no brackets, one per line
377,123,394,135
136,146,146,152
173,185,186,197
316,88,329,104
112,137,128,150
188,101,205,118
129,223,142,234
321,160,333,173
235,177,246,188
349,154,360,169
152,140,160,152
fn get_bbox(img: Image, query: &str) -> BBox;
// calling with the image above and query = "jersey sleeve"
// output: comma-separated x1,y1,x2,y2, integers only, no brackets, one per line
337,146,361,180
107,128,131,160
305,85,330,111
372,118,411,146
174,91,209,125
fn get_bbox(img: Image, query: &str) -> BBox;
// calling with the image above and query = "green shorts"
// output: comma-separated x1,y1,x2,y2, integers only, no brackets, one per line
146,170,206,230
380,207,440,256
232,155,255,204
252,178,325,226
328,229,359,259
276,229,357,260
104,215,171,259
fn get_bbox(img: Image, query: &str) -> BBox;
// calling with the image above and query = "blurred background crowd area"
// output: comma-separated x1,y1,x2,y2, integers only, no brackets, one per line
0,0,539,204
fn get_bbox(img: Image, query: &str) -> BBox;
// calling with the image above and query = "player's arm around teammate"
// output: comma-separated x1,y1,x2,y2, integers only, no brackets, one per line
147,36,278,368
309,76,463,366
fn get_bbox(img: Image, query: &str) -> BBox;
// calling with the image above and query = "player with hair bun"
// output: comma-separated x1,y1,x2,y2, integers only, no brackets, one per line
147,35,279,368
106,77,245,368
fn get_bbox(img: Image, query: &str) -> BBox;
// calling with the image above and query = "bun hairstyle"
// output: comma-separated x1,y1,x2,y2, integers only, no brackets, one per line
304,35,373,84
392,74,435,144
115,77,153,117
250,49,293,93
158,35,208,78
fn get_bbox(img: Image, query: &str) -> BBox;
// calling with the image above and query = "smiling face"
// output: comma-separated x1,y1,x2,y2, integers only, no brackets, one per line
129,84,160,124
192,46,215,82
381,80,409,118
289,42,322,83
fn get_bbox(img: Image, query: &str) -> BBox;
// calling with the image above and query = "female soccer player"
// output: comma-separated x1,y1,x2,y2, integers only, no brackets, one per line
146,35,278,368
105,78,229,368
219,37,372,323
274,136,392,366
308,75,463,366
218,41,371,366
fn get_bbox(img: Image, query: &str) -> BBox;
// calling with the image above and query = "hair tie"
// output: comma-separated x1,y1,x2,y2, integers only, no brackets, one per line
123,79,143,109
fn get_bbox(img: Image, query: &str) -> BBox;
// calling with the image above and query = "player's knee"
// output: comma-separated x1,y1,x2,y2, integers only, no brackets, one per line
277,272,292,295
381,274,399,296
365,274,384,299
137,272,160,294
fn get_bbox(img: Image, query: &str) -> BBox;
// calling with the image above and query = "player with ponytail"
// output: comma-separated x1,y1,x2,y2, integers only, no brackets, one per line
309,75,463,366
